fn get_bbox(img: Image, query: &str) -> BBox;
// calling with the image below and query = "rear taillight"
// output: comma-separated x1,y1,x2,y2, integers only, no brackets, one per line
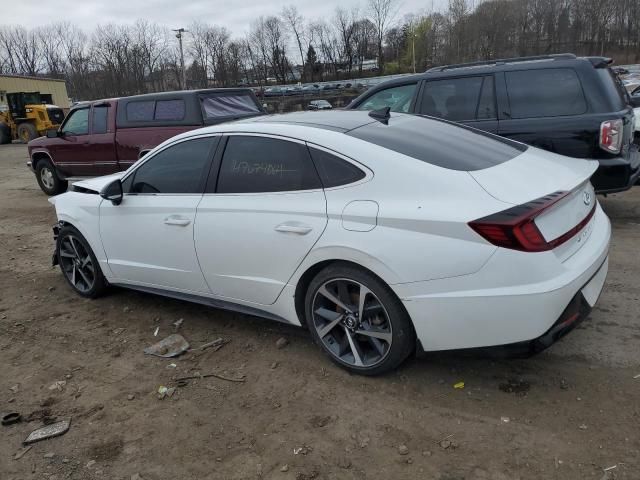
599,119,623,154
469,191,596,252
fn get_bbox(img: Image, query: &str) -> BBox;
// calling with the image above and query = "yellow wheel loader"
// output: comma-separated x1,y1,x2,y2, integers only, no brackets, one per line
0,92,65,144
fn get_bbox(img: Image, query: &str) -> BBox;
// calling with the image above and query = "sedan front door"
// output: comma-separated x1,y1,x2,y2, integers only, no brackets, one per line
194,134,327,305
99,136,218,293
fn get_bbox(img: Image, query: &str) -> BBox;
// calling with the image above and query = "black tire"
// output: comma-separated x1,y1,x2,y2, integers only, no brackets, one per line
56,224,107,298
35,158,68,195
0,122,10,144
304,263,416,376
17,122,37,143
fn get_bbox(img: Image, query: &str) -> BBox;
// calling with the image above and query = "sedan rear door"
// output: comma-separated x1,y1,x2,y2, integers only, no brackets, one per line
194,134,327,305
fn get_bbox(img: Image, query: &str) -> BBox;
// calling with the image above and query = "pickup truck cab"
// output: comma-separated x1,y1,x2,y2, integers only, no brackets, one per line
28,88,265,195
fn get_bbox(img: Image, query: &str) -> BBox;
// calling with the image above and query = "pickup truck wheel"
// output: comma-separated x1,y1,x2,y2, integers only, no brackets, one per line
35,159,68,196
56,225,107,298
17,123,37,143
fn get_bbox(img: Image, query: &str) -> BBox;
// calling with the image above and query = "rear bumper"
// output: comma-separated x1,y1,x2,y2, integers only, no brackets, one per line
395,205,610,352
592,145,640,194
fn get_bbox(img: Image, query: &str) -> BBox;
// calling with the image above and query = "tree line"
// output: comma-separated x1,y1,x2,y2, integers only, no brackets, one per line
1,0,638,101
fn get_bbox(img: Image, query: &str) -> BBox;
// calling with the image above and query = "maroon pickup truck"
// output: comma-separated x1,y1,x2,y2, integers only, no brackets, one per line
27,88,265,195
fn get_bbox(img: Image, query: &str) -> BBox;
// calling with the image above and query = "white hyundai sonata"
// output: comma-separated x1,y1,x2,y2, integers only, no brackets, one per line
48,110,610,375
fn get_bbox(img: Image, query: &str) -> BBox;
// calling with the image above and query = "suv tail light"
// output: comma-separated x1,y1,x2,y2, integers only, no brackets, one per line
599,119,623,154
469,191,596,252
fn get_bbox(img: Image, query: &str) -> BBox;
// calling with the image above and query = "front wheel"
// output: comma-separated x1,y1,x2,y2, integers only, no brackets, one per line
304,263,416,375
35,159,68,195
17,123,37,143
56,225,107,298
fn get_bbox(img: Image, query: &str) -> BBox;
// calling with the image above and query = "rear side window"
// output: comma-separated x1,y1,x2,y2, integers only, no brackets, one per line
308,147,365,188
92,106,108,134
200,94,260,121
126,101,155,122
346,115,526,171
129,137,216,194
420,76,492,121
357,84,417,113
155,100,185,121
216,136,321,193
505,69,587,118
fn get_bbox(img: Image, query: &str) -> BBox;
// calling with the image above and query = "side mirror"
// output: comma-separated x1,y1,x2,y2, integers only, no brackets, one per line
46,129,60,138
100,179,123,205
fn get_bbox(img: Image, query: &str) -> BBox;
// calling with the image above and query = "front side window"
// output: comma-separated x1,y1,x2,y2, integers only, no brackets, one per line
357,83,417,113
216,136,321,194
62,108,89,136
505,69,587,118
92,106,108,134
420,76,485,121
129,137,216,194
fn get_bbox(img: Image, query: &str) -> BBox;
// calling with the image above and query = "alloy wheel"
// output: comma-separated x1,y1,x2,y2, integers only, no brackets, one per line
58,234,96,293
311,278,393,368
40,167,55,190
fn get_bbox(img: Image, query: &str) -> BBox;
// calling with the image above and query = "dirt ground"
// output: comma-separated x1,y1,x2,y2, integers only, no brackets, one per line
0,143,639,480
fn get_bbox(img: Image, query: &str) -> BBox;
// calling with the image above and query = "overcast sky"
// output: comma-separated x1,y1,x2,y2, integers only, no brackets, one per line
5,0,447,36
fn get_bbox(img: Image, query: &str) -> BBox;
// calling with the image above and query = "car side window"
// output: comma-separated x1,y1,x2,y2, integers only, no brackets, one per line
357,84,417,113
216,136,321,194
419,77,484,121
92,106,108,134
308,147,365,188
129,137,217,194
61,108,89,136
505,68,587,118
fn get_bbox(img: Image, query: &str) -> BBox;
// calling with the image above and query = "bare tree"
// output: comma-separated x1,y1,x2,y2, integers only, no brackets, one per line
368,0,398,72
282,5,306,82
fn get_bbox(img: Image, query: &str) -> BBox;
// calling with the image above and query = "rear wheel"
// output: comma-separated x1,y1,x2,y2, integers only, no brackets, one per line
35,158,68,195
56,225,107,298
304,263,415,375
17,123,37,143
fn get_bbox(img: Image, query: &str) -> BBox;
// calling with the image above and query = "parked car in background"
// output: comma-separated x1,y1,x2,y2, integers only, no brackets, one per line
308,100,332,110
27,88,265,195
49,110,610,375
631,86,640,139
264,87,284,97
347,54,640,194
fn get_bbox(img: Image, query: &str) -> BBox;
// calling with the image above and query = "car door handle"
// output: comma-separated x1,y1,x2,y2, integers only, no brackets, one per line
164,216,191,227
274,223,313,235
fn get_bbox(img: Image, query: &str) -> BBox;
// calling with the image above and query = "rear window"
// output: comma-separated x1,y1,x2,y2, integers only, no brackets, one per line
346,115,526,171
505,69,587,118
200,93,260,121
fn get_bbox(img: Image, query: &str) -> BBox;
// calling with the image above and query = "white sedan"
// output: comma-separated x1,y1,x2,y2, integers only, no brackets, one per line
49,110,610,375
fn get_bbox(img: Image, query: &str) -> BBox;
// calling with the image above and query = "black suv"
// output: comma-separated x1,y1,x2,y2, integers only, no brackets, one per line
347,54,640,194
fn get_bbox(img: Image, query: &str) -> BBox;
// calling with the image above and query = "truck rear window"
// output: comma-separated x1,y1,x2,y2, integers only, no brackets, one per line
200,93,261,120
346,114,526,171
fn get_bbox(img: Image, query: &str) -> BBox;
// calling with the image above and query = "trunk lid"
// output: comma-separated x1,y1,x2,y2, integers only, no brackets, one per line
470,147,599,261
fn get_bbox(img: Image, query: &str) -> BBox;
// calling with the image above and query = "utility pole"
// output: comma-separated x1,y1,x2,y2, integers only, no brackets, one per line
173,28,187,89
412,29,416,74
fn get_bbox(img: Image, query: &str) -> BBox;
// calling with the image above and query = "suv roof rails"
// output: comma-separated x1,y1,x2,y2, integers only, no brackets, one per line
426,53,578,73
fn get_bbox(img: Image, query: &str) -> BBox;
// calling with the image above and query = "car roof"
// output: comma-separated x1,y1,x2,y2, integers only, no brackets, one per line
243,110,378,132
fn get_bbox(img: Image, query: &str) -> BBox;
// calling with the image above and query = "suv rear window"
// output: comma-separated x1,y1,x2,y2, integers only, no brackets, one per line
200,93,261,121
346,115,526,171
126,99,186,122
505,68,587,118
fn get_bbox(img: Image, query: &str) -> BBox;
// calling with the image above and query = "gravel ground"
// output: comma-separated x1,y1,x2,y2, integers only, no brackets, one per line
1,143,639,480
